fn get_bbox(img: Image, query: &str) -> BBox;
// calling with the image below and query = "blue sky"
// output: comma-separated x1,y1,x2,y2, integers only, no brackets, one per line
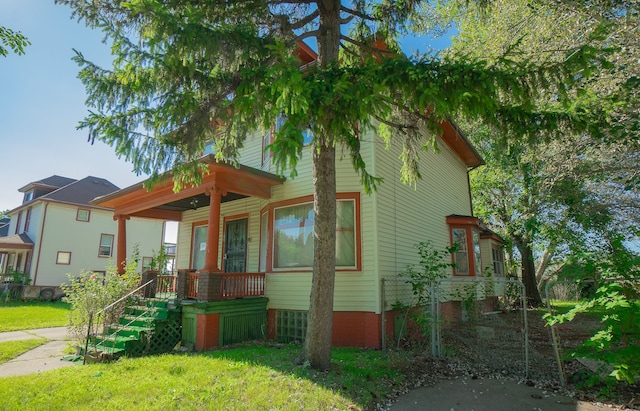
0,1,453,212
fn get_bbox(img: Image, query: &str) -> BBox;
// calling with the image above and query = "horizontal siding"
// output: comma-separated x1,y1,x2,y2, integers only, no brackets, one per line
34,203,163,286
369,126,473,282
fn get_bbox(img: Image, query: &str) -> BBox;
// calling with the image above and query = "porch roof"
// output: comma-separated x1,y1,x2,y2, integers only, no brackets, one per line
0,233,34,251
91,156,285,220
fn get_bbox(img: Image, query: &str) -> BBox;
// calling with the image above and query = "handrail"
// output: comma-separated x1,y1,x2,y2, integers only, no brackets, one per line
83,275,173,364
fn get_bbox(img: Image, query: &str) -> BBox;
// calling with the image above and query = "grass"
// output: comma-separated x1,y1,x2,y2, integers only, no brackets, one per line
0,301,70,332
0,338,49,364
0,343,412,411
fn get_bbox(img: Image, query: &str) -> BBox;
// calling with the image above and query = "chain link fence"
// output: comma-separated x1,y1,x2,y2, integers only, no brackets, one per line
381,277,562,380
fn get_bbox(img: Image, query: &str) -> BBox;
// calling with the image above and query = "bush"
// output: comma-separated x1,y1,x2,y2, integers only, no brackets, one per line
61,259,141,341
546,245,640,384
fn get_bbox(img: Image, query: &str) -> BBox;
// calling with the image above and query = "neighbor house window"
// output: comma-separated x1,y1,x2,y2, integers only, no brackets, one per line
23,208,32,232
56,251,71,265
14,212,22,234
142,257,153,272
76,209,90,222
98,234,114,258
268,194,359,270
447,216,482,276
23,191,33,203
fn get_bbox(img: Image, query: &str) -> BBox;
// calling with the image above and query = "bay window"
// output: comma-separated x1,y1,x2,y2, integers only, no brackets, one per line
447,215,482,276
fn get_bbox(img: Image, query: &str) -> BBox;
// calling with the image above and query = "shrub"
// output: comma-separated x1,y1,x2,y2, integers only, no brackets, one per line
61,259,141,341
546,245,640,384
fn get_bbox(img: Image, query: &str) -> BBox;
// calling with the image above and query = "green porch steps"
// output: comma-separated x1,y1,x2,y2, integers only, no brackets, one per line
84,299,182,362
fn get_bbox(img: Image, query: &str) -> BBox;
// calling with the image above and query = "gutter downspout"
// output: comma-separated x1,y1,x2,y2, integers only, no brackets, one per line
466,165,482,216
32,202,49,286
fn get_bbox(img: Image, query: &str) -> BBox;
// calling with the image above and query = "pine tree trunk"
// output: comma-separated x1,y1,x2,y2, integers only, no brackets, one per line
303,142,336,370
516,241,543,307
301,0,341,370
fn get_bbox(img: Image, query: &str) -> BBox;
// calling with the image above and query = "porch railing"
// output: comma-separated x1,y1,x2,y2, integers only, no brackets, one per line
187,272,199,299
185,272,265,300
222,272,265,299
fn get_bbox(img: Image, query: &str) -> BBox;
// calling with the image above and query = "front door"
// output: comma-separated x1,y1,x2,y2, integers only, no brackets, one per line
224,218,248,273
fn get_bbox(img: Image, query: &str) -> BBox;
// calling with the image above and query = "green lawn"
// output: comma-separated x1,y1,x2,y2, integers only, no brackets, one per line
0,338,49,364
0,344,411,411
0,301,71,332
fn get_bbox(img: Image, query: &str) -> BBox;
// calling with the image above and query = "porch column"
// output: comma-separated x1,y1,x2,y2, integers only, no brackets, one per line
204,187,223,272
114,214,130,274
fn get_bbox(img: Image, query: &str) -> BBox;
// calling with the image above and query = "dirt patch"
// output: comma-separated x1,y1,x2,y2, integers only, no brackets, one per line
376,310,639,411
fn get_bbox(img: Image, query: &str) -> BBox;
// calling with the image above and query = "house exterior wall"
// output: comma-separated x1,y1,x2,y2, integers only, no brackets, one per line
32,202,164,286
177,127,473,314
372,128,474,280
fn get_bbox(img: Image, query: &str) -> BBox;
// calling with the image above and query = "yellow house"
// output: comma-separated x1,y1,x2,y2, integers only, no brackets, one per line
91,109,509,350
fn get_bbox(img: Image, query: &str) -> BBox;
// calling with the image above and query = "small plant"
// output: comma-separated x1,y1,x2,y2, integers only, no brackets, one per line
148,245,169,274
61,257,141,341
2,269,31,285
393,241,457,347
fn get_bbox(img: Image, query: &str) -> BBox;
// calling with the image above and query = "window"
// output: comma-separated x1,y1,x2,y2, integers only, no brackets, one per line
23,191,33,203
14,212,22,234
447,216,482,276
473,231,482,276
76,209,90,222
270,195,358,270
263,115,313,167
56,251,71,265
492,247,505,276
259,212,268,272
98,234,114,258
191,223,208,270
24,208,32,232
452,228,469,275
141,257,153,272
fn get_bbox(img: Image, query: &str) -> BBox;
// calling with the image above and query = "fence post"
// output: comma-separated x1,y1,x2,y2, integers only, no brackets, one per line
381,278,386,350
430,280,436,356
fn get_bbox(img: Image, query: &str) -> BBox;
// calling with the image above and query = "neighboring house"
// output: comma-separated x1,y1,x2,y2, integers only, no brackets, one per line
0,175,165,289
92,46,505,351
0,217,9,237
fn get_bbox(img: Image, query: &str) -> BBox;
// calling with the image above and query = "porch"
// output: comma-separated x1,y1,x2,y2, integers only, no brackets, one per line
142,270,268,351
147,271,266,301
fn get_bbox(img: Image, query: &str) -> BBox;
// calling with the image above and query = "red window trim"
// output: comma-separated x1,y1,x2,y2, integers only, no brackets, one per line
446,216,481,277
190,220,208,270
222,213,250,273
260,192,362,273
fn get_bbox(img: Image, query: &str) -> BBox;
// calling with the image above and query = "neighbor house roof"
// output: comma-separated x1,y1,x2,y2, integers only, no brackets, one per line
0,233,34,250
17,175,77,193
9,176,120,214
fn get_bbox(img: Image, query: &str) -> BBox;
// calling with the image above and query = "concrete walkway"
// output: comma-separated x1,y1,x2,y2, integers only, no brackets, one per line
389,376,611,411
0,327,79,377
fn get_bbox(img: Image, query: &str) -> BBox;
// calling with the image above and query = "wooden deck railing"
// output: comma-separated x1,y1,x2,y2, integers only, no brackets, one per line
185,272,265,300
221,272,265,299
156,274,177,294
187,272,199,299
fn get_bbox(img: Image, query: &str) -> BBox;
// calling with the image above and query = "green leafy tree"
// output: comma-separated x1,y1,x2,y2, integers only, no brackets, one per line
58,0,613,368
439,0,640,305
0,26,30,57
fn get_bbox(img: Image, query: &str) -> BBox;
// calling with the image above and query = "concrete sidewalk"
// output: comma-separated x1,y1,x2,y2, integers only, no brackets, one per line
0,327,79,377
389,376,610,411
